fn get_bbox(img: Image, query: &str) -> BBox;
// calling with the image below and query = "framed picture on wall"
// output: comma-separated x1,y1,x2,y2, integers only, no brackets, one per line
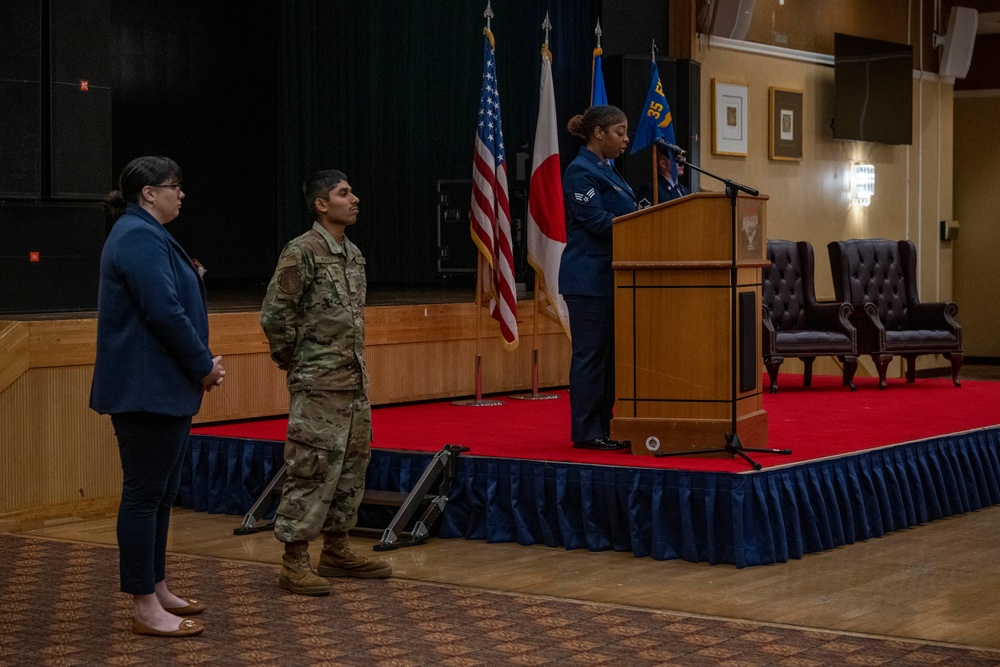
712,80,748,156
769,87,803,161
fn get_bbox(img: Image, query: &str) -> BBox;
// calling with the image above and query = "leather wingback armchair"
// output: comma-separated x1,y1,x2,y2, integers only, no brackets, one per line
762,240,858,393
827,238,963,389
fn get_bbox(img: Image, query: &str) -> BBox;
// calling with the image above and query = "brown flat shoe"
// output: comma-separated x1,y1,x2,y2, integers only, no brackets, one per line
132,617,204,637
162,598,205,615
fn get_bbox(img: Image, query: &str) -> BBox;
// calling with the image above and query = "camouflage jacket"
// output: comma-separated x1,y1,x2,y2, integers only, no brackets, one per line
261,222,367,391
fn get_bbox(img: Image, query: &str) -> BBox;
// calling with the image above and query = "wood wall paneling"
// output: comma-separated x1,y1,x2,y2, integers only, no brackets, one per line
0,322,29,394
0,301,572,515
27,319,98,367
0,367,118,514
196,352,288,423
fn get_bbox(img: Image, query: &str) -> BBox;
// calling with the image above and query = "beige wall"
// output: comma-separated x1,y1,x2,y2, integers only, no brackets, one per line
954,92,1000,357
695,43,957,373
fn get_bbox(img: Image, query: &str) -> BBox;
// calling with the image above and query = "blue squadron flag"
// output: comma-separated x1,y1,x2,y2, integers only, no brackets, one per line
591,47,608,106
631,59,677,167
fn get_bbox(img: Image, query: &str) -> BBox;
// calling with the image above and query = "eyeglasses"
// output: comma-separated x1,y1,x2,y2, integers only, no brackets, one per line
149,183,182,191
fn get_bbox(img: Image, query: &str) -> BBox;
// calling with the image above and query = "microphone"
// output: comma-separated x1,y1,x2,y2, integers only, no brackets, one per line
653,137,687,161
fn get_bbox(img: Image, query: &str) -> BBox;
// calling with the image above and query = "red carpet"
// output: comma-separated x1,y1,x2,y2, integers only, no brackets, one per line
191,375,1000,473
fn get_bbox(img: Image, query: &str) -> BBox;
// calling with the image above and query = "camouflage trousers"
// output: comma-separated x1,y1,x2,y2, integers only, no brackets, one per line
273,389,372,543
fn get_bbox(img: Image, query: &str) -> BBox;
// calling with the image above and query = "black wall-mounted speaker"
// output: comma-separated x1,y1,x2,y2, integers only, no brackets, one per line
0,202,105,313
49,0,112,200
0,0,43,199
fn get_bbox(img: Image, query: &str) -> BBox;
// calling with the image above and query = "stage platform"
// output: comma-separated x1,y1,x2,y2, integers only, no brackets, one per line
5,290,999,561
185,374,1000,568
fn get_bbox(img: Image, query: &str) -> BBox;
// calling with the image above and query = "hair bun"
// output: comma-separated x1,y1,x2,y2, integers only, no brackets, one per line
105,189,127,224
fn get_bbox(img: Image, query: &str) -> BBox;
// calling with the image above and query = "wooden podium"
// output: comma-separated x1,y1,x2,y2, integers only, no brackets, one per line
610,192,770,457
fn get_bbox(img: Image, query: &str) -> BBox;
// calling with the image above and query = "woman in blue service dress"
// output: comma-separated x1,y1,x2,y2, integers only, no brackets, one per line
559,105,637,451
90,156,226,637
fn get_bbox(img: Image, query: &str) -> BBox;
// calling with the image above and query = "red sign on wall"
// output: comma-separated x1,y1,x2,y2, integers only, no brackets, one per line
79,80,89,92
29,252,40,262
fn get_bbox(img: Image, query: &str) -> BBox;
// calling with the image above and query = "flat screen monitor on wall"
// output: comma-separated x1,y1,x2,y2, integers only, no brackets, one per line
833,33,913,145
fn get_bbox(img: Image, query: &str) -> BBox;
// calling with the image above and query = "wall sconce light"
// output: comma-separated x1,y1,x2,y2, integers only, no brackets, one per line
852,163,875,207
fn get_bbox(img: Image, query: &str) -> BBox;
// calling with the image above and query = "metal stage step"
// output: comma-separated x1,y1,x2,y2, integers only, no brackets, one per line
233,444,467,551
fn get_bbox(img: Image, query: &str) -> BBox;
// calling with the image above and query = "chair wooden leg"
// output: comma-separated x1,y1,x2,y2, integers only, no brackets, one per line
873,354,892,389
801,357,815,387
904,355,917,383
842,355,858,391
764,355,783,393
946,352,963,387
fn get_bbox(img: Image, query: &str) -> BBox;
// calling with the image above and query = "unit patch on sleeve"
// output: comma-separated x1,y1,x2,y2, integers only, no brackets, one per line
277,267,303,295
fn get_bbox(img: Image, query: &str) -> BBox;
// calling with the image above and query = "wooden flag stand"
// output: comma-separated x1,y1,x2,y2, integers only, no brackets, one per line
452,254,505,407
508,286,559,401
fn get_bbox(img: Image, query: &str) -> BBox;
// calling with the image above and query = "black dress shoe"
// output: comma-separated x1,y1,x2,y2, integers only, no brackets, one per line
607,438,631,449
573,437,627,451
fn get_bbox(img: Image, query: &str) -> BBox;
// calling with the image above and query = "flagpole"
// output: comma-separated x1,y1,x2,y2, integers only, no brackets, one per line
650,40,659,207
454,0,508,407
453,253,504,407
591,19,602,106
509,12,559,402
508,281,558,401
652,153,659,206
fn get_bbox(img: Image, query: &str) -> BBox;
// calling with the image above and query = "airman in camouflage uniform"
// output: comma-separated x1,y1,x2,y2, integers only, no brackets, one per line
261,169,391,596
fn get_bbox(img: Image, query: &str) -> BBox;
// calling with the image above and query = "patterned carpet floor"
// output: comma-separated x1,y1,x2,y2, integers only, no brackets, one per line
2,533,998,667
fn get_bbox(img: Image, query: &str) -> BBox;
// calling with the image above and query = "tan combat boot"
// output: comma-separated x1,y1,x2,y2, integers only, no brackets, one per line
317,531,393,579
278,541,332,595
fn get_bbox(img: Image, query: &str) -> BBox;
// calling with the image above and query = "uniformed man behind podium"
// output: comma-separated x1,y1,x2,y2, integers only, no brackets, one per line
636,146,690,208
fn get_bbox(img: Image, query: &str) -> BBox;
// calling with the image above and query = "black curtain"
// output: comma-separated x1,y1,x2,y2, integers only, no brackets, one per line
109,1,619,289
110,1,279,289
275,0,602,286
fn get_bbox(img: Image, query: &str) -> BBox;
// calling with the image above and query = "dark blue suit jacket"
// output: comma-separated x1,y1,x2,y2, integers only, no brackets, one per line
635,174,690,208
90,203,213,417
558,148,637,298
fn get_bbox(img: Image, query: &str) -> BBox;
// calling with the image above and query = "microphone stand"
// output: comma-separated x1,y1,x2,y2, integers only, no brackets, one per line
672,152,759,201
653,155,792,471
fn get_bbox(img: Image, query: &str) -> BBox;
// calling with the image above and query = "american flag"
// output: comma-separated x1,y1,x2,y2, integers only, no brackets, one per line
470,28,518,349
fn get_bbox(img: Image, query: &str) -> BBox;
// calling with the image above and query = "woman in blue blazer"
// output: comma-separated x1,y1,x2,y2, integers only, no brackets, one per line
91,156,225,637
559,106,637,451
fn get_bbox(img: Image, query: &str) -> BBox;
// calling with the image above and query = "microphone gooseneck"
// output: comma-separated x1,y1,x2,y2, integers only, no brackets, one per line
653,137,687,161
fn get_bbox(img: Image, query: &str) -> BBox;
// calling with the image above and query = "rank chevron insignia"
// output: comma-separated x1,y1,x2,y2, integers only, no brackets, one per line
574,188,596,203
